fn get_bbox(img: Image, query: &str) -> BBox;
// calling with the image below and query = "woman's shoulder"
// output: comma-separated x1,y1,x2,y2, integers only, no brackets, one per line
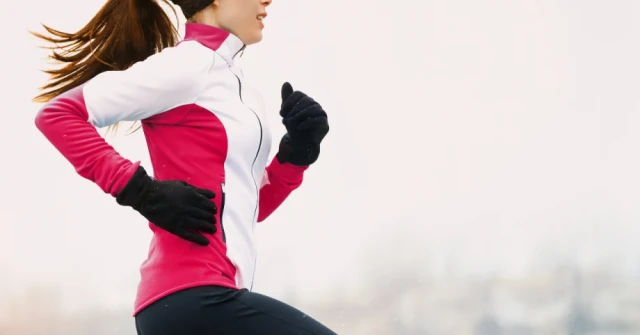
140,40,215,77
78,40,216,127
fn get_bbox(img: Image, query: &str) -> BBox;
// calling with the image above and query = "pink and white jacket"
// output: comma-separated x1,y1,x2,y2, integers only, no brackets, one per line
34,23,308,315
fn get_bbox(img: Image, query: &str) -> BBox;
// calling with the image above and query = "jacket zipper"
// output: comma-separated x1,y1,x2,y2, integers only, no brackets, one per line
220,182,226,243
231,59,261,290
232,75,263,212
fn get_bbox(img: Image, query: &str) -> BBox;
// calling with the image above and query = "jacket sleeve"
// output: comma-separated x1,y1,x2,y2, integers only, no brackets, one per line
257,157,309,222
34,41,213,196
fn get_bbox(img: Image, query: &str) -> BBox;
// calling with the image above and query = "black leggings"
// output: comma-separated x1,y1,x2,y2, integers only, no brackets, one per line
135,286,338,335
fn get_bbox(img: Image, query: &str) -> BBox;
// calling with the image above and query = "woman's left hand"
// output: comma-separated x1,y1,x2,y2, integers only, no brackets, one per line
275,82,329,166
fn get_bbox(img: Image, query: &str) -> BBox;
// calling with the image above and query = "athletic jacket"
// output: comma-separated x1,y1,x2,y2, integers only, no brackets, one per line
34,23,308,315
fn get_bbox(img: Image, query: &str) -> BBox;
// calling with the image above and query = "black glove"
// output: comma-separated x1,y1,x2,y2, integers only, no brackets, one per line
276,82,330,166
116,166,217,246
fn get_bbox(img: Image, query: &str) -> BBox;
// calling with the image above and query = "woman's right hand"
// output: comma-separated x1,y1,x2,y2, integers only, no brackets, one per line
116,166,217,246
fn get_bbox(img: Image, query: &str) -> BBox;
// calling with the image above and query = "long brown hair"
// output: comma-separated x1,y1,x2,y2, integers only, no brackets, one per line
32,0,180,104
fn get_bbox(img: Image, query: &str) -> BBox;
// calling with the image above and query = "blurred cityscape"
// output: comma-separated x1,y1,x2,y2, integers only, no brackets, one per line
2,264,640,335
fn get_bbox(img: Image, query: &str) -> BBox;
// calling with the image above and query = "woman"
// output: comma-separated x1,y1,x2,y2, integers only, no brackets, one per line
33,0,335,334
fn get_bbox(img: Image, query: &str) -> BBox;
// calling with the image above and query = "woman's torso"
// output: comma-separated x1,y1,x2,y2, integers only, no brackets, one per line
107,24,272,314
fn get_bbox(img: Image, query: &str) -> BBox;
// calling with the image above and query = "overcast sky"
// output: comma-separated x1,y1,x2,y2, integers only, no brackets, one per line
0,0,638,314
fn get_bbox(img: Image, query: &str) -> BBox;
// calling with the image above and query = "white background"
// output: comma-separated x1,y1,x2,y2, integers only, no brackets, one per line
0,0,639,325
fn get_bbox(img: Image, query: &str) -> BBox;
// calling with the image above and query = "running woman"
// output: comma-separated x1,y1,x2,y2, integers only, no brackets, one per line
33,0,335,334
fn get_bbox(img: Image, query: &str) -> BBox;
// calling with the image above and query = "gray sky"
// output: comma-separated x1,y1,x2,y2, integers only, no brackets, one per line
1,0,639,314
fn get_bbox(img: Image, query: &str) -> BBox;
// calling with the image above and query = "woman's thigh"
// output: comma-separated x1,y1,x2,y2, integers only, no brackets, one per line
135,285,337,335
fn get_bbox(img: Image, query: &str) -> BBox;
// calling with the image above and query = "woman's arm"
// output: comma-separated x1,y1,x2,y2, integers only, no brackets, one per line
35,86,140,195
256,83,330,222
34,41,213,196
256,157,308,222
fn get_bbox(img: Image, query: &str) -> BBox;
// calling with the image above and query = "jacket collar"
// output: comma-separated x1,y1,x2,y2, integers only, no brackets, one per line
183,23,245,64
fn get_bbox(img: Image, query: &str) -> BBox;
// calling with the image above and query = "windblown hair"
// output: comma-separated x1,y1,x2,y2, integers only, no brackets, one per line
32,0,183,104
